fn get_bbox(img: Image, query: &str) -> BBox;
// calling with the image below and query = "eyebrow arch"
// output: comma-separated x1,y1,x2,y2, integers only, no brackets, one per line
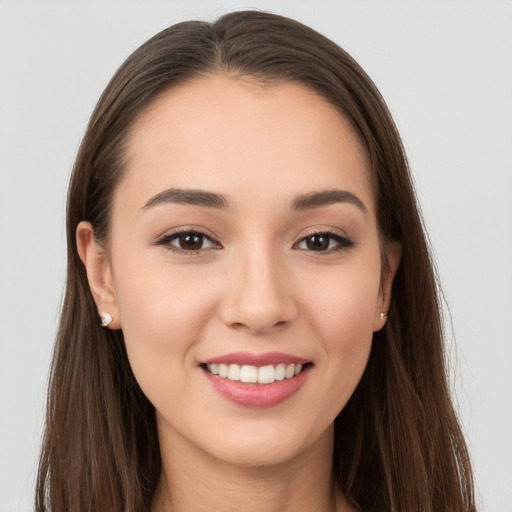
291,189,367,214
142,188,229,210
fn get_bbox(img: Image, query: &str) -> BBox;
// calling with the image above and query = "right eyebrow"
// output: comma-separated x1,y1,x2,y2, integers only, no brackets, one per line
142,188,230,210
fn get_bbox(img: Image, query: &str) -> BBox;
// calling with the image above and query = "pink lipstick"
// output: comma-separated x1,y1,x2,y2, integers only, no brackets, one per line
200,351,311,408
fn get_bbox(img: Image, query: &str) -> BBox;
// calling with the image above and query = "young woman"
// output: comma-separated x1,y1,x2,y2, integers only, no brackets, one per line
36,10,475,512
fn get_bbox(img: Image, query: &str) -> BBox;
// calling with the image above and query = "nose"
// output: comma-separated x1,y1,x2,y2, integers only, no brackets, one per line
219,246,298,335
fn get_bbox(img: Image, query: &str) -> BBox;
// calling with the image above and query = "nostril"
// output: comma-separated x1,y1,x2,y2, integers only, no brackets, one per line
225,317,290,335
230,322,248,331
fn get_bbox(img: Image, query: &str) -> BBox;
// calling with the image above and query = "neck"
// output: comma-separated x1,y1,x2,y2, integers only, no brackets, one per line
152,422,349,512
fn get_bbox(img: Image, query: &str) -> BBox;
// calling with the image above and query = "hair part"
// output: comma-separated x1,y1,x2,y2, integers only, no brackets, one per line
37,10,475,512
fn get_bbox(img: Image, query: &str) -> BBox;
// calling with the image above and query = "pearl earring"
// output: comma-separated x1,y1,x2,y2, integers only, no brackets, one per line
99,311,113,327
380,312,388,321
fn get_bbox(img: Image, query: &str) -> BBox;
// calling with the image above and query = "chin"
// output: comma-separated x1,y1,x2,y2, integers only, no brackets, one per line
198,420,333,469
208,444,305,469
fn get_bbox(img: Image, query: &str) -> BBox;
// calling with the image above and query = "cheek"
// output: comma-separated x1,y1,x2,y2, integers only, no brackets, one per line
114,248,213,336
299,256,380,408
305,257,381,344
110,251,217,395
319,288,376,374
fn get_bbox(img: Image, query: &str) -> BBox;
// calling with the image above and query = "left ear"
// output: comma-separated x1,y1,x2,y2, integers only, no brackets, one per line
374,241,402,332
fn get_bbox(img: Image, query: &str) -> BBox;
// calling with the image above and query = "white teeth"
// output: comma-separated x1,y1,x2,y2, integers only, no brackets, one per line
227,364,240,381
275,364,286,381
240,365,258,383
207,363,219,375
206,362,305,384
218,364,229,378
258,365,275,384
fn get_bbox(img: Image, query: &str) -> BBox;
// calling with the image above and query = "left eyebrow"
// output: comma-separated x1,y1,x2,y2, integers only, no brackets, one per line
142,188,230,210
291,189,367,214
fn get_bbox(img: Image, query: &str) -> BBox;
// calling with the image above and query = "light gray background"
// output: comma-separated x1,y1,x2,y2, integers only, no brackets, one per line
1,1,511,511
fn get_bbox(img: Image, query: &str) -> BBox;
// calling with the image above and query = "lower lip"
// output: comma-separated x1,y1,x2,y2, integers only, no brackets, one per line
202,366,310,408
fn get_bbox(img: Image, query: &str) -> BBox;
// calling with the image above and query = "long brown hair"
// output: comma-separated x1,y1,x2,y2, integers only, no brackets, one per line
36,10,475,512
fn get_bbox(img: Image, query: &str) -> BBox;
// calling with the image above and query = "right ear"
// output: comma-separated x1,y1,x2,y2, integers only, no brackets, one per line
76,221,121,329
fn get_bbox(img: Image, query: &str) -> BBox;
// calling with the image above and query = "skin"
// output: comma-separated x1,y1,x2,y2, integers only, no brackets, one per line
77,75,401,512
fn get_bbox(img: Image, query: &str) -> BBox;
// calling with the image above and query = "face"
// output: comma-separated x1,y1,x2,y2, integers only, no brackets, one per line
80,75,397,468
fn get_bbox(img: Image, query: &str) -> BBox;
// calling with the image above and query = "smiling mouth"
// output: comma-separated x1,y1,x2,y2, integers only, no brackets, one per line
202,362,311,385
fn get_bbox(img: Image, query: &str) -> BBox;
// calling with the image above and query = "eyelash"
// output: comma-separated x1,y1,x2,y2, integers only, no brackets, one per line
154,228,354,255
154,229,221,254
294,229,355,253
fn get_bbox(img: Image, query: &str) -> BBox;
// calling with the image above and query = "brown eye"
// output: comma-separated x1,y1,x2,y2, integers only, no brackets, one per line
156,230,219,253
305,235,330,251
296,232,354,253
177,233,204,251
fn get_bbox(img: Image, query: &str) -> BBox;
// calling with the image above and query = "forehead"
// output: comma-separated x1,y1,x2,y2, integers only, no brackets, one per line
117,74,373,215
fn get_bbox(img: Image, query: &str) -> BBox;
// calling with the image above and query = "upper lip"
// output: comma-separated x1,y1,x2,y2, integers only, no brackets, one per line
200,351,309,366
